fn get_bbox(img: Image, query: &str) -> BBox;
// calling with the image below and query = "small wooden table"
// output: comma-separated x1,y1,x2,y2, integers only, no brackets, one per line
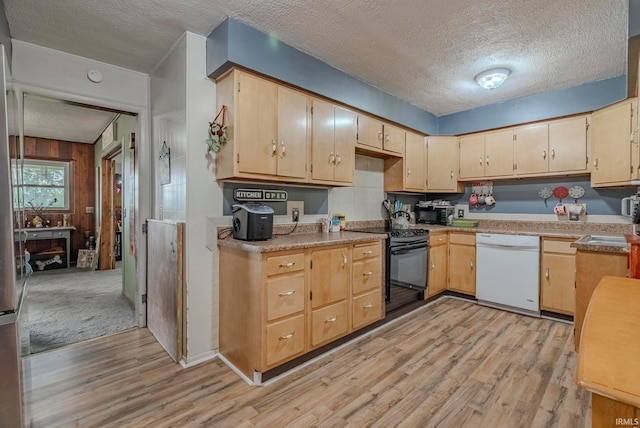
14,227,76,268
576,275,640,427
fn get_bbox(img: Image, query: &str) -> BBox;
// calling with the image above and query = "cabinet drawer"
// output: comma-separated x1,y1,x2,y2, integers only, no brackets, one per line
352,242,381,261
27,231,53,239
352,289,382,330
542,238,576,255
352,258,381,294
311,300,348,347
265,314,305,367
430,233,448,246
449,232,476,245
266,252,305,276
266,272,305,321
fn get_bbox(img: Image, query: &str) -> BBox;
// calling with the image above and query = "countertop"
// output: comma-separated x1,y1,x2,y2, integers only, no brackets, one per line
215,230,387,253
576,275,640,408
216,220,632,254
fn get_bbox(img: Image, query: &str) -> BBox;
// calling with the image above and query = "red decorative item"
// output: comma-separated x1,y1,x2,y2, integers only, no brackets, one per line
553,185,569,200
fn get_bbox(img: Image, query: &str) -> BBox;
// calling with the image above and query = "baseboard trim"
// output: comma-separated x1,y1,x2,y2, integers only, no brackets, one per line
217,353,255,386
179,351,217,368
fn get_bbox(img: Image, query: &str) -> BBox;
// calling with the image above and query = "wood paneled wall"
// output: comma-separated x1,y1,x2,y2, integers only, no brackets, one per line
17,137,96,263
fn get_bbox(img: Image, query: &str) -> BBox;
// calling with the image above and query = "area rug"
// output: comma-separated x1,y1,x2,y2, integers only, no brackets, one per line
26,266,136,354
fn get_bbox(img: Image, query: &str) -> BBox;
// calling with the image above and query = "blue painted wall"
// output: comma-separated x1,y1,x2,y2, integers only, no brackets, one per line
437,76,626,135
207,18,439,135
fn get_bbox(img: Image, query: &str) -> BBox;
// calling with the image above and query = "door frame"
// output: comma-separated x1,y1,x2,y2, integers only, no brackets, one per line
13,82,151,328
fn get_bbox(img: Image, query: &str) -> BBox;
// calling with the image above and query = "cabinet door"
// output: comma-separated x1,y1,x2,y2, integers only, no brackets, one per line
404,131,425,191
591,100,634,186
333,106,356,183
236,73,278,175
459,134,486,179
448,244,476,295
357,114,384,149
540,252,575,315
428,242,448,297
310,246,349,308
549,115,589,173
515,123,549,175
277,87,308,178
383,123,405,154
311,98,336,182
426,136,459,192
484,129,514,178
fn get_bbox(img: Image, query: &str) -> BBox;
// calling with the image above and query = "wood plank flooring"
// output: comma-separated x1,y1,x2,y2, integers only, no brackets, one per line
23,298,591,427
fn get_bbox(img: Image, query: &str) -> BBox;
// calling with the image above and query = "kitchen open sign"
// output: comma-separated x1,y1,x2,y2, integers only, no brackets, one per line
233,188,288,202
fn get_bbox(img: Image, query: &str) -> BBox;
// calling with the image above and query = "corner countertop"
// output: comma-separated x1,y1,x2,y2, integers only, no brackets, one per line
215,231,387,253
576,275,640,408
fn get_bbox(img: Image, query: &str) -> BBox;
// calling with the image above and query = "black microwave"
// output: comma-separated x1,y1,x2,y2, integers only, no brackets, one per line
415,204,454,225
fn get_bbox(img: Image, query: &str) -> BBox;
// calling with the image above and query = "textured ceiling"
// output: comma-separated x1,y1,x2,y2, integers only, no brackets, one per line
22,94,117,144
3,0,628,116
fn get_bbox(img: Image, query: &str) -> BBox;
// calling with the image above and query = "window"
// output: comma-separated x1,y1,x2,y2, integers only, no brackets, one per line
12,159,72,212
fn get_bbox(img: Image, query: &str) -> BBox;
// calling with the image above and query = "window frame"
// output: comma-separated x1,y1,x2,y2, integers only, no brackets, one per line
13,158,74,213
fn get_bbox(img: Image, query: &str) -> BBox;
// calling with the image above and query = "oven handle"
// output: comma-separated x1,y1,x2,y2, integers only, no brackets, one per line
390,244,428,255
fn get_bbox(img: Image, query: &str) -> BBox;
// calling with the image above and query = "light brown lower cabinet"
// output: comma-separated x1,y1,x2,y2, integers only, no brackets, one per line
448,232,476,296
574,250,628,351
427,232,448,297
219,240,384,380
540,238,576,315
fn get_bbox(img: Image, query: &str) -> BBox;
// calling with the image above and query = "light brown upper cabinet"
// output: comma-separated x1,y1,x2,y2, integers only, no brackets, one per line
514,115,590,177
215,69,309,182
591,98,638,187
356,114,405,155
311,98,356,184
426,136,463,192
459,130,514,180
384,131,425,192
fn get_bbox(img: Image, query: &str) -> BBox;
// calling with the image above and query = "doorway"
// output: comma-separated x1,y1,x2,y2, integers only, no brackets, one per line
17,92,141,353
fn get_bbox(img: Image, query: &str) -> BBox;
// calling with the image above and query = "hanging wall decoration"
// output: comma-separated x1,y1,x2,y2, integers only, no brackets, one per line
159,140,171,185
206,105,228,154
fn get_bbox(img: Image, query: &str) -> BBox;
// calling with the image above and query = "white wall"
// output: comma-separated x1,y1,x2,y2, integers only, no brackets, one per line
151,32,218,364
11,39,152,327
330,155,385,220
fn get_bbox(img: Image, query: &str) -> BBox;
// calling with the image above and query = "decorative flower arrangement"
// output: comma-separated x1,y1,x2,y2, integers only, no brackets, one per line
27,196,57,218
206,105,228,154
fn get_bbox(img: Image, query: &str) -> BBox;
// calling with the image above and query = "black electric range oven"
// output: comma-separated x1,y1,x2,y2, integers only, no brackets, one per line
350,227,429,314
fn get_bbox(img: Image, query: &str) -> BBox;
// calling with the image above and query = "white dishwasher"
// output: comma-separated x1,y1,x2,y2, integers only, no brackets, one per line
475,233,540,317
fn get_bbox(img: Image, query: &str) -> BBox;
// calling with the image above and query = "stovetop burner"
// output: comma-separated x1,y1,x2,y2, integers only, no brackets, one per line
349,227,429,238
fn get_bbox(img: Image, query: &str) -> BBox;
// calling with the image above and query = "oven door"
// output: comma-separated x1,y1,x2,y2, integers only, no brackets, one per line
389,243,428,290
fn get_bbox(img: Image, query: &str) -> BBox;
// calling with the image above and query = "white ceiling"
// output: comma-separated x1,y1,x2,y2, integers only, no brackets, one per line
3,0,629,117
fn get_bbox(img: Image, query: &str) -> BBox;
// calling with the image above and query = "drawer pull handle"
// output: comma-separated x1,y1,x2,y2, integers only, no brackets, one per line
279,333,294,340
325,316,337,323
362,303,374,309
342,253,347,266
278,290,295,296
545,268,549,279
279,261,296,268
362,250,373,255
363,271,373,276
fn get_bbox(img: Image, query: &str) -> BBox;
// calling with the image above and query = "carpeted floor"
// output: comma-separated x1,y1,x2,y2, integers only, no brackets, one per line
25,265,136,354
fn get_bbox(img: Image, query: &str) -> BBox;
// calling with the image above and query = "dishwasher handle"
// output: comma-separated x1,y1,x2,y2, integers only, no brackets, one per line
476,242,540,251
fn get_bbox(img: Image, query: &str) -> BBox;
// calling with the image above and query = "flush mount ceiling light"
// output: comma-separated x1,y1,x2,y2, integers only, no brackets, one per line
475,68,511,90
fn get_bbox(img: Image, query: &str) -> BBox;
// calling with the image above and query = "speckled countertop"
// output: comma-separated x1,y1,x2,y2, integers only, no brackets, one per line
216,219,633,254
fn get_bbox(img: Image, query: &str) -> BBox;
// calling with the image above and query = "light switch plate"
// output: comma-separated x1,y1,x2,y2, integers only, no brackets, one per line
85,206,95,214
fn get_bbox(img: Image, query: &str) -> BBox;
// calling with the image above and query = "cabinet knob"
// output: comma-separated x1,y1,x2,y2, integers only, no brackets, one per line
450,170,454,179
279,261,295,268
479,157,483,166
325,316,337,323
342,253,347,266
271,141,277,157
470,260,474,269
362,303,374,309
551,148,555,159
431,263,435,270
279,333,294,340
545,268,549,279
329,152,335,165
593,158,599,169
377,132,383,142
278,290,296,296
335,153,341,166
543,149,547,160
362,250,373,255
280,141,286,158
407,168,411,177
363,271,373,276
486,156,490,166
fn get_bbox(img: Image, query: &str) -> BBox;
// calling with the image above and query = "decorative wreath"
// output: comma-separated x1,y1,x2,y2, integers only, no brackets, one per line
206,105,228,154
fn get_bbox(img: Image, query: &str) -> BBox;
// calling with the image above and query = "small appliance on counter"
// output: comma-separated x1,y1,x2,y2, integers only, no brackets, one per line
622,191,640,234
232,202,274,241
415,200,454,225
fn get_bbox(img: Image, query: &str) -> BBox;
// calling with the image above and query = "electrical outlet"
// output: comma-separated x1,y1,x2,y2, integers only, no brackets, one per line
286,201,304,222
457,209,464,218
86,206,95,214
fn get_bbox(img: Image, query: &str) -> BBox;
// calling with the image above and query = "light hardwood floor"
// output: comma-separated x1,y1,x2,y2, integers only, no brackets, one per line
23,298,590,427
